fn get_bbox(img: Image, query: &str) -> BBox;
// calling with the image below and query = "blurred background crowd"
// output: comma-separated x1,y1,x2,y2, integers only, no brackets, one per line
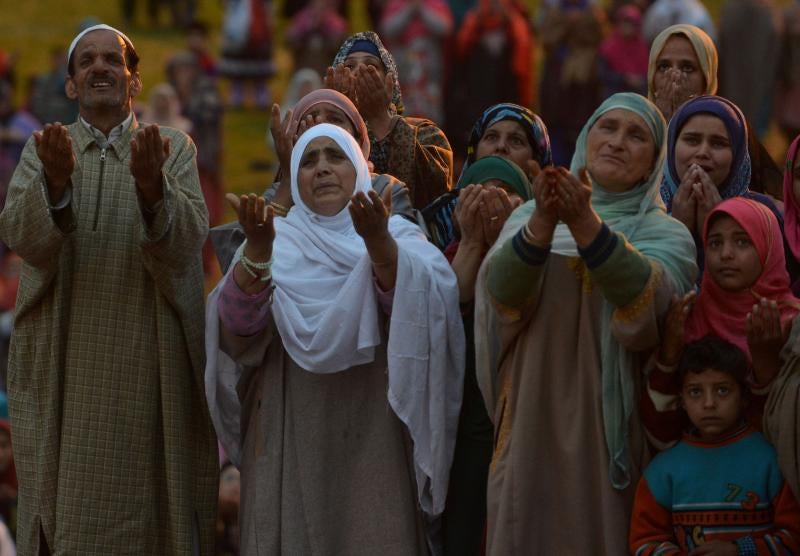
1,0,800,553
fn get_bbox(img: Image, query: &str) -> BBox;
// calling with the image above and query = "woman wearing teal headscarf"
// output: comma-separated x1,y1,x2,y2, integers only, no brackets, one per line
474,93,697,554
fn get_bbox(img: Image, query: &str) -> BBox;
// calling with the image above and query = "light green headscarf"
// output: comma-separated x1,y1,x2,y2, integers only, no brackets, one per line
456,155,532,201
475,93,697,490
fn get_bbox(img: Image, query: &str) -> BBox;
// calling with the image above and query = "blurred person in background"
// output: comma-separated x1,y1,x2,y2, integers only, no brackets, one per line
0,81,40,213
0,51,16,89
185,20,217,76
286,0,348,78
220,0,275,109
599,4,649,98
379,0,453,124
167,52,225,267
539,0,605,166
642,0,716,43
776,1,800,141
28,48,78,127
280,68,322,119
121,0,196,29
719,0,781,138
447,0,532,168
141,82,192,134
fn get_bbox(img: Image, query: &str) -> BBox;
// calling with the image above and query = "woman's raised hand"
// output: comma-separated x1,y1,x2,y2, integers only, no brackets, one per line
691,165,722,235
527,162,559,247
480,185,516,247
747,299,789,385
324,64,357,103
671,164,699,233
659,291,696,367
454,184,487,248
554,167,603,247
270,104,298,171
226,193,275,261
350,188,393,243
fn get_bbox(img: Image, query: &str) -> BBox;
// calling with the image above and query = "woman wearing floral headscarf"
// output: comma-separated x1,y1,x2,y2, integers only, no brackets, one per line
423,102,552,251
324,31,454,209
475,93,697,554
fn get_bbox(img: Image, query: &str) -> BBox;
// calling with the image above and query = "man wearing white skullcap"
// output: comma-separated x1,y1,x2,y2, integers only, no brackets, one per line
0,24,218,555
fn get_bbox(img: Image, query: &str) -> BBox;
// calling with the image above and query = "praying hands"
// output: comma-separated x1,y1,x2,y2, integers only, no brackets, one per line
33,122,75,204
130,124,171,208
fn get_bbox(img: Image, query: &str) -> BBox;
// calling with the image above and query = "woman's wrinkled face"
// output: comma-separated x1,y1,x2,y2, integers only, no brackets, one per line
475,120,534,174
297,137,357,216
585,109,655,192
675,114,734,188
301,102,356,137
653,35,706,97
705,214,762,292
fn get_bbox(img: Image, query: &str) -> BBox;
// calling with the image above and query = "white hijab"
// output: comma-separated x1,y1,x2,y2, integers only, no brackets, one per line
269,124,380,371
205,123,465,517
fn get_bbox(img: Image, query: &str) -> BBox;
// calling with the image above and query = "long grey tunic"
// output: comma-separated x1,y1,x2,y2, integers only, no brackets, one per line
220,309,429,556
0,118,219,555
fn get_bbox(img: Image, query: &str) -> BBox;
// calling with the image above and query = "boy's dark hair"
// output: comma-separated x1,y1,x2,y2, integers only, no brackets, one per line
677,335,751,390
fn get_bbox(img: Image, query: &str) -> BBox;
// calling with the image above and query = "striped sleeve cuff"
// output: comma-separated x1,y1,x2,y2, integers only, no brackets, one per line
577,223,618,270
511,228,550,266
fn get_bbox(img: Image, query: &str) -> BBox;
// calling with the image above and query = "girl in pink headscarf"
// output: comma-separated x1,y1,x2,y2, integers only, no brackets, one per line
685,198,800,373
644,197,800,444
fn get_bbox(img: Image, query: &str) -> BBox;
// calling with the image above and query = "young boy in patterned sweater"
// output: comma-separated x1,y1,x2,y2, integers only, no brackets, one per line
629,336,800,555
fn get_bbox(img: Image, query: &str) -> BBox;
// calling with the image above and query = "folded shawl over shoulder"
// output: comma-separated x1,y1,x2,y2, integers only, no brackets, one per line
474,93,697,490
205,124,465,517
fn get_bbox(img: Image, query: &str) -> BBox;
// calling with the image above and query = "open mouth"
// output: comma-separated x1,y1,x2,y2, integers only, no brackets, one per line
90,80,114,89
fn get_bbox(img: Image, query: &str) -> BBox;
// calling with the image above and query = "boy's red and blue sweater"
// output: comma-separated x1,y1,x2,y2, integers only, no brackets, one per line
629,427,800,555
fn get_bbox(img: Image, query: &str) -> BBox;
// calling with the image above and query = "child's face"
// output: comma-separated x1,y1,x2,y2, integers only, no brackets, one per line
681,368,744,440
705,215,762,292
0,431,12,472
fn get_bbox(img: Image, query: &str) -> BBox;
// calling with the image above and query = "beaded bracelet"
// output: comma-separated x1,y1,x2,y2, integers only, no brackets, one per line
240,242,274,282
270,201,290,217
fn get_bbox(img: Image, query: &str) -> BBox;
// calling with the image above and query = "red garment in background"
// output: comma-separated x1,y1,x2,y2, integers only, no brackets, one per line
456,0,534,107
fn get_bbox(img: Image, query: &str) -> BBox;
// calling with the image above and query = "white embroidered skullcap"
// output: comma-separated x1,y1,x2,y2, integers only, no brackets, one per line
67,24,136,65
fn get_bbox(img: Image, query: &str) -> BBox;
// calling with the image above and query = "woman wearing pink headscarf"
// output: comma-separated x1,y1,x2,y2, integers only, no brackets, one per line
599,4,649,97
644,198,800,445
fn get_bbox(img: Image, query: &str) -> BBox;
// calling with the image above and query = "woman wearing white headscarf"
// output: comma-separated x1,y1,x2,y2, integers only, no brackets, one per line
205,124,464,555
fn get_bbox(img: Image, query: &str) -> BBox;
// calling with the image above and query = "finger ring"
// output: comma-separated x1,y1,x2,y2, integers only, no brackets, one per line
490,216,498,221
256,223,264,228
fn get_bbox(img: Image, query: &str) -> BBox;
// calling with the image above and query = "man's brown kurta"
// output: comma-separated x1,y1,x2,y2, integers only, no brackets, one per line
0,118,218,555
